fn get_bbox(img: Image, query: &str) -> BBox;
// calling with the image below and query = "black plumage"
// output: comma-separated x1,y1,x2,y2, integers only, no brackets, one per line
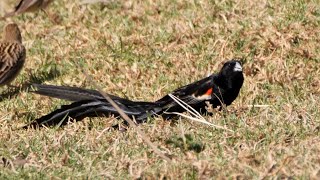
24,60,244,128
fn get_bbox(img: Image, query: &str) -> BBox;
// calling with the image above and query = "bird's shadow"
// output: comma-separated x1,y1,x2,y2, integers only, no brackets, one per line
0,65,61,102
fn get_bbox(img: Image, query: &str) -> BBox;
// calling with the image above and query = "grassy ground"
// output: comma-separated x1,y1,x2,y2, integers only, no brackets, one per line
0,0,319,178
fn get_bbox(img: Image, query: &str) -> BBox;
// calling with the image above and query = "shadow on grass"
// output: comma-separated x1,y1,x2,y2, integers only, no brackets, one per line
166,134,205,153
0,65,61,102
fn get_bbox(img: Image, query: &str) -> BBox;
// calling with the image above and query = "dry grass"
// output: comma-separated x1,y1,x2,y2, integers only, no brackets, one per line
0,0,320,178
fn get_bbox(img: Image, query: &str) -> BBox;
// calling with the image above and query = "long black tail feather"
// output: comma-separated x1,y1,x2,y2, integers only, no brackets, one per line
23,99,163,129
31,83,114,102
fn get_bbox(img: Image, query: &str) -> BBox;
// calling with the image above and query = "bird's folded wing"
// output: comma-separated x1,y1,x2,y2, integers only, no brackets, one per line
0,43,25,84
156,75,215,108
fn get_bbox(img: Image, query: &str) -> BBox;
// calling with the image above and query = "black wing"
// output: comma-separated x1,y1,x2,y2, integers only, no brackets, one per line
156,75,217,111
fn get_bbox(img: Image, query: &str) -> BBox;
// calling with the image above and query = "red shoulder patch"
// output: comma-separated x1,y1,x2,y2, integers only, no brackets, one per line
205,88,213,95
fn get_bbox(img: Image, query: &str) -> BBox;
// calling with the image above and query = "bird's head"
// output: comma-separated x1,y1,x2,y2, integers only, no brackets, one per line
220,59,243,75
218,59,244,88
3,23,22,43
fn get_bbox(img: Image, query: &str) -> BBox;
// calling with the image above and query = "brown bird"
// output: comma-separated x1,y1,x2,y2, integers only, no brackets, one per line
0,23,26,87
1,0,54,20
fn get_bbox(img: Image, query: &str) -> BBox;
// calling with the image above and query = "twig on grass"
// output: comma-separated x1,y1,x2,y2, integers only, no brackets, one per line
167,94,203,119
77,63,172,163
166,93,234,132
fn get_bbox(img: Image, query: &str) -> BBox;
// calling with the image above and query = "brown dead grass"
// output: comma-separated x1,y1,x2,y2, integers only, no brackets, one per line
0,0,319,179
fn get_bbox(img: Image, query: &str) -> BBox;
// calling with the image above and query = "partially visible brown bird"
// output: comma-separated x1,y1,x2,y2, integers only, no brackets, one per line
0,23,26,87
1,0,54,20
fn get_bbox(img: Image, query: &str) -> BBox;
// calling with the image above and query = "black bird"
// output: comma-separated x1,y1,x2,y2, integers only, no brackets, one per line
155,60,244,113
24,59,244,128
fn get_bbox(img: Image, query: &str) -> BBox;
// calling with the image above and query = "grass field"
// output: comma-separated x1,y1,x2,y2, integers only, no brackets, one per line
0,0,319,178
